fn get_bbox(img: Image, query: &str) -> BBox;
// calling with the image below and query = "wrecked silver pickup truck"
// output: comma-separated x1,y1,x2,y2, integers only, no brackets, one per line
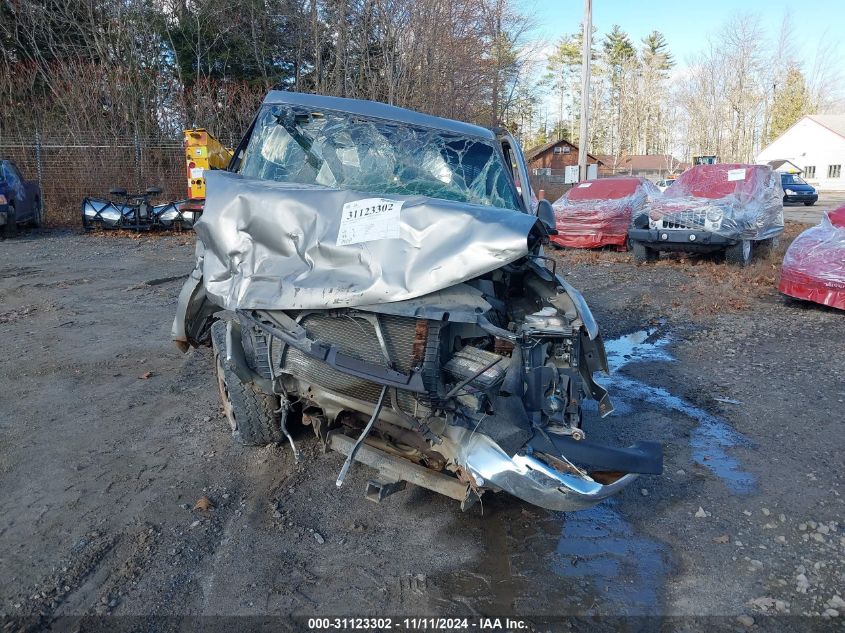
172,91,662,512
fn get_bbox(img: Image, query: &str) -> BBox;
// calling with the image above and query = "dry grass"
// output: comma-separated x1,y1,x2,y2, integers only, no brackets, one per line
81,228,194,246
550,221,808,317
551,247,630,266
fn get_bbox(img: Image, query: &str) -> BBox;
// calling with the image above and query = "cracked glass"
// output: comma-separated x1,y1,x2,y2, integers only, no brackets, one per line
239,105,522,211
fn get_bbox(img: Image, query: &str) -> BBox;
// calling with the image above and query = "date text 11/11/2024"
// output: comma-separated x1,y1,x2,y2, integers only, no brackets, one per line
307,617,529,630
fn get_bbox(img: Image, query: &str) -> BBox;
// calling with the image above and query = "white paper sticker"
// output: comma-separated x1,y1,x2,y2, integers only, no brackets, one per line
337,198,403,246
727,168,746,182
190,167,205,179
578,182,592,188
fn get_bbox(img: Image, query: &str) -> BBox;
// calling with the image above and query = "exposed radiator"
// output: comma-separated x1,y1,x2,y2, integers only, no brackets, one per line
277,312,431,415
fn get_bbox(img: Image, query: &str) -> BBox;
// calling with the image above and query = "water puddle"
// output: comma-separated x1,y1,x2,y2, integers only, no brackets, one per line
435,327,753,618
434,502,668,616
596,327,756,494
552,502,666,615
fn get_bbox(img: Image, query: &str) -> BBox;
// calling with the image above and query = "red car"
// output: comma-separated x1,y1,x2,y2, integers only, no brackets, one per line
629,164,784,265
551,177,657,249
779,206,845,310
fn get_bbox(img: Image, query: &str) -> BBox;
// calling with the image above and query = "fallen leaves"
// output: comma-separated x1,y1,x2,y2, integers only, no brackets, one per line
548,220,811,319
193,496,214,511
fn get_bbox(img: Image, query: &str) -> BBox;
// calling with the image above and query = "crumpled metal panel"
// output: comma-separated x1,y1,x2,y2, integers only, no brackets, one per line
194,170,537,310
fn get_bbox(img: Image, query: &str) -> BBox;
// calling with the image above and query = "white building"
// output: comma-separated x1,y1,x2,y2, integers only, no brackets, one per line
756,115,845,191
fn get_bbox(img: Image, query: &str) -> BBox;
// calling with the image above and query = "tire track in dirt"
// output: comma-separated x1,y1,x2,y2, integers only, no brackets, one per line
5,531,119,628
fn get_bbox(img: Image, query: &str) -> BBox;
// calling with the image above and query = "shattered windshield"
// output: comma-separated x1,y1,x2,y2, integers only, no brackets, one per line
239,105,522,211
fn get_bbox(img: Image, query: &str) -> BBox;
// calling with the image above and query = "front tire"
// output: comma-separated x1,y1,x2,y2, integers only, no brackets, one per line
725,239,752,266
755,237,779,259
210,320,284,446
32,198,43,227
3,203,18,237
630,240,658,263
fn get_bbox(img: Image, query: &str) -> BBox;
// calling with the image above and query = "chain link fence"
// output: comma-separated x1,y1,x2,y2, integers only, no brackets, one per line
0,133,188,226
2,133,592,223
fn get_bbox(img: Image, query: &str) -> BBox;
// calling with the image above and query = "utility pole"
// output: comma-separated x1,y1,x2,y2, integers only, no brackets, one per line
577,0,592,181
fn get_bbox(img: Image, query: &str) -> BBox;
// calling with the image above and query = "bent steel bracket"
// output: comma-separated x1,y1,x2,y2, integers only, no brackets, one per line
578,330,613,417
336,385,388,487
327,433,470,503
238,309,427,393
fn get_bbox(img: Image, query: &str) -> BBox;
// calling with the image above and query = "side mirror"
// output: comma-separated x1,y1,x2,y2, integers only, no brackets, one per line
536,199,557,235
109,187,127,196
146,186,162,196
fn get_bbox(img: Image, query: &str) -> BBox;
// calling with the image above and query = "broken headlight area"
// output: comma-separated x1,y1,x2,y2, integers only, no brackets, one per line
230,261,660,512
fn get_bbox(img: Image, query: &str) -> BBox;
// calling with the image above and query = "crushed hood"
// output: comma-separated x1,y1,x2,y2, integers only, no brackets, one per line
194,171,538,310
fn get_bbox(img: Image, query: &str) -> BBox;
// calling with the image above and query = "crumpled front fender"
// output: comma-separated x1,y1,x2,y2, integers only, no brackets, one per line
172,242,217,351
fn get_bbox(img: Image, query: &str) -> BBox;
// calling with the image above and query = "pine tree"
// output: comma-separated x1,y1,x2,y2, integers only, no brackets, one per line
769,65,810,140
639,31,674,154
642,31,674,73
602,25,636,155
602,25,636,67
546,29,586,142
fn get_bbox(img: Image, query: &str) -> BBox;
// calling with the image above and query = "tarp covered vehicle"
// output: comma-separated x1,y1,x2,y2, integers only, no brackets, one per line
551,177,658,249
173,91,661,512
629,163,784,265
779,206,845,310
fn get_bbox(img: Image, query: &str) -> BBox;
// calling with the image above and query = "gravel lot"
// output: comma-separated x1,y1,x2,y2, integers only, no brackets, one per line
0,226,843,630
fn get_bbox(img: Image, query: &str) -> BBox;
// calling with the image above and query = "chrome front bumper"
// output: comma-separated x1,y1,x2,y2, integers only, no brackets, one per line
457,431,639,512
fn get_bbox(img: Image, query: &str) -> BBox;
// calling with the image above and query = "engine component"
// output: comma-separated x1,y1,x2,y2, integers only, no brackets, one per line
443,346,506,391
523,307,574,336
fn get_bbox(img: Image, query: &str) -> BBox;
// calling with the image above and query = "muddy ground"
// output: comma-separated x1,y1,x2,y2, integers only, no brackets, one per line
0,225,843,631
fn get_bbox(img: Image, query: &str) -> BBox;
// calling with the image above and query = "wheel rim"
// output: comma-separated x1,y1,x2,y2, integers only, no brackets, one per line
214,353,237,432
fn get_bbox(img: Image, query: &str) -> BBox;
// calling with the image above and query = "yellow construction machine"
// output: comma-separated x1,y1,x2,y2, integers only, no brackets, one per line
183,129,233,209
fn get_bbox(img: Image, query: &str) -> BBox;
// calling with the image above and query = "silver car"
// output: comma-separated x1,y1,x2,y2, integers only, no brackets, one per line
172,91,662,512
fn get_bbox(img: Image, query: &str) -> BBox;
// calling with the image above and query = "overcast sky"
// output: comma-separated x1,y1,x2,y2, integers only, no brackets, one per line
525,0,845,70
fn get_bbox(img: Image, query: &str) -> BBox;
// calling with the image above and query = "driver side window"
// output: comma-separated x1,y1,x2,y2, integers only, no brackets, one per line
2,163,25,201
